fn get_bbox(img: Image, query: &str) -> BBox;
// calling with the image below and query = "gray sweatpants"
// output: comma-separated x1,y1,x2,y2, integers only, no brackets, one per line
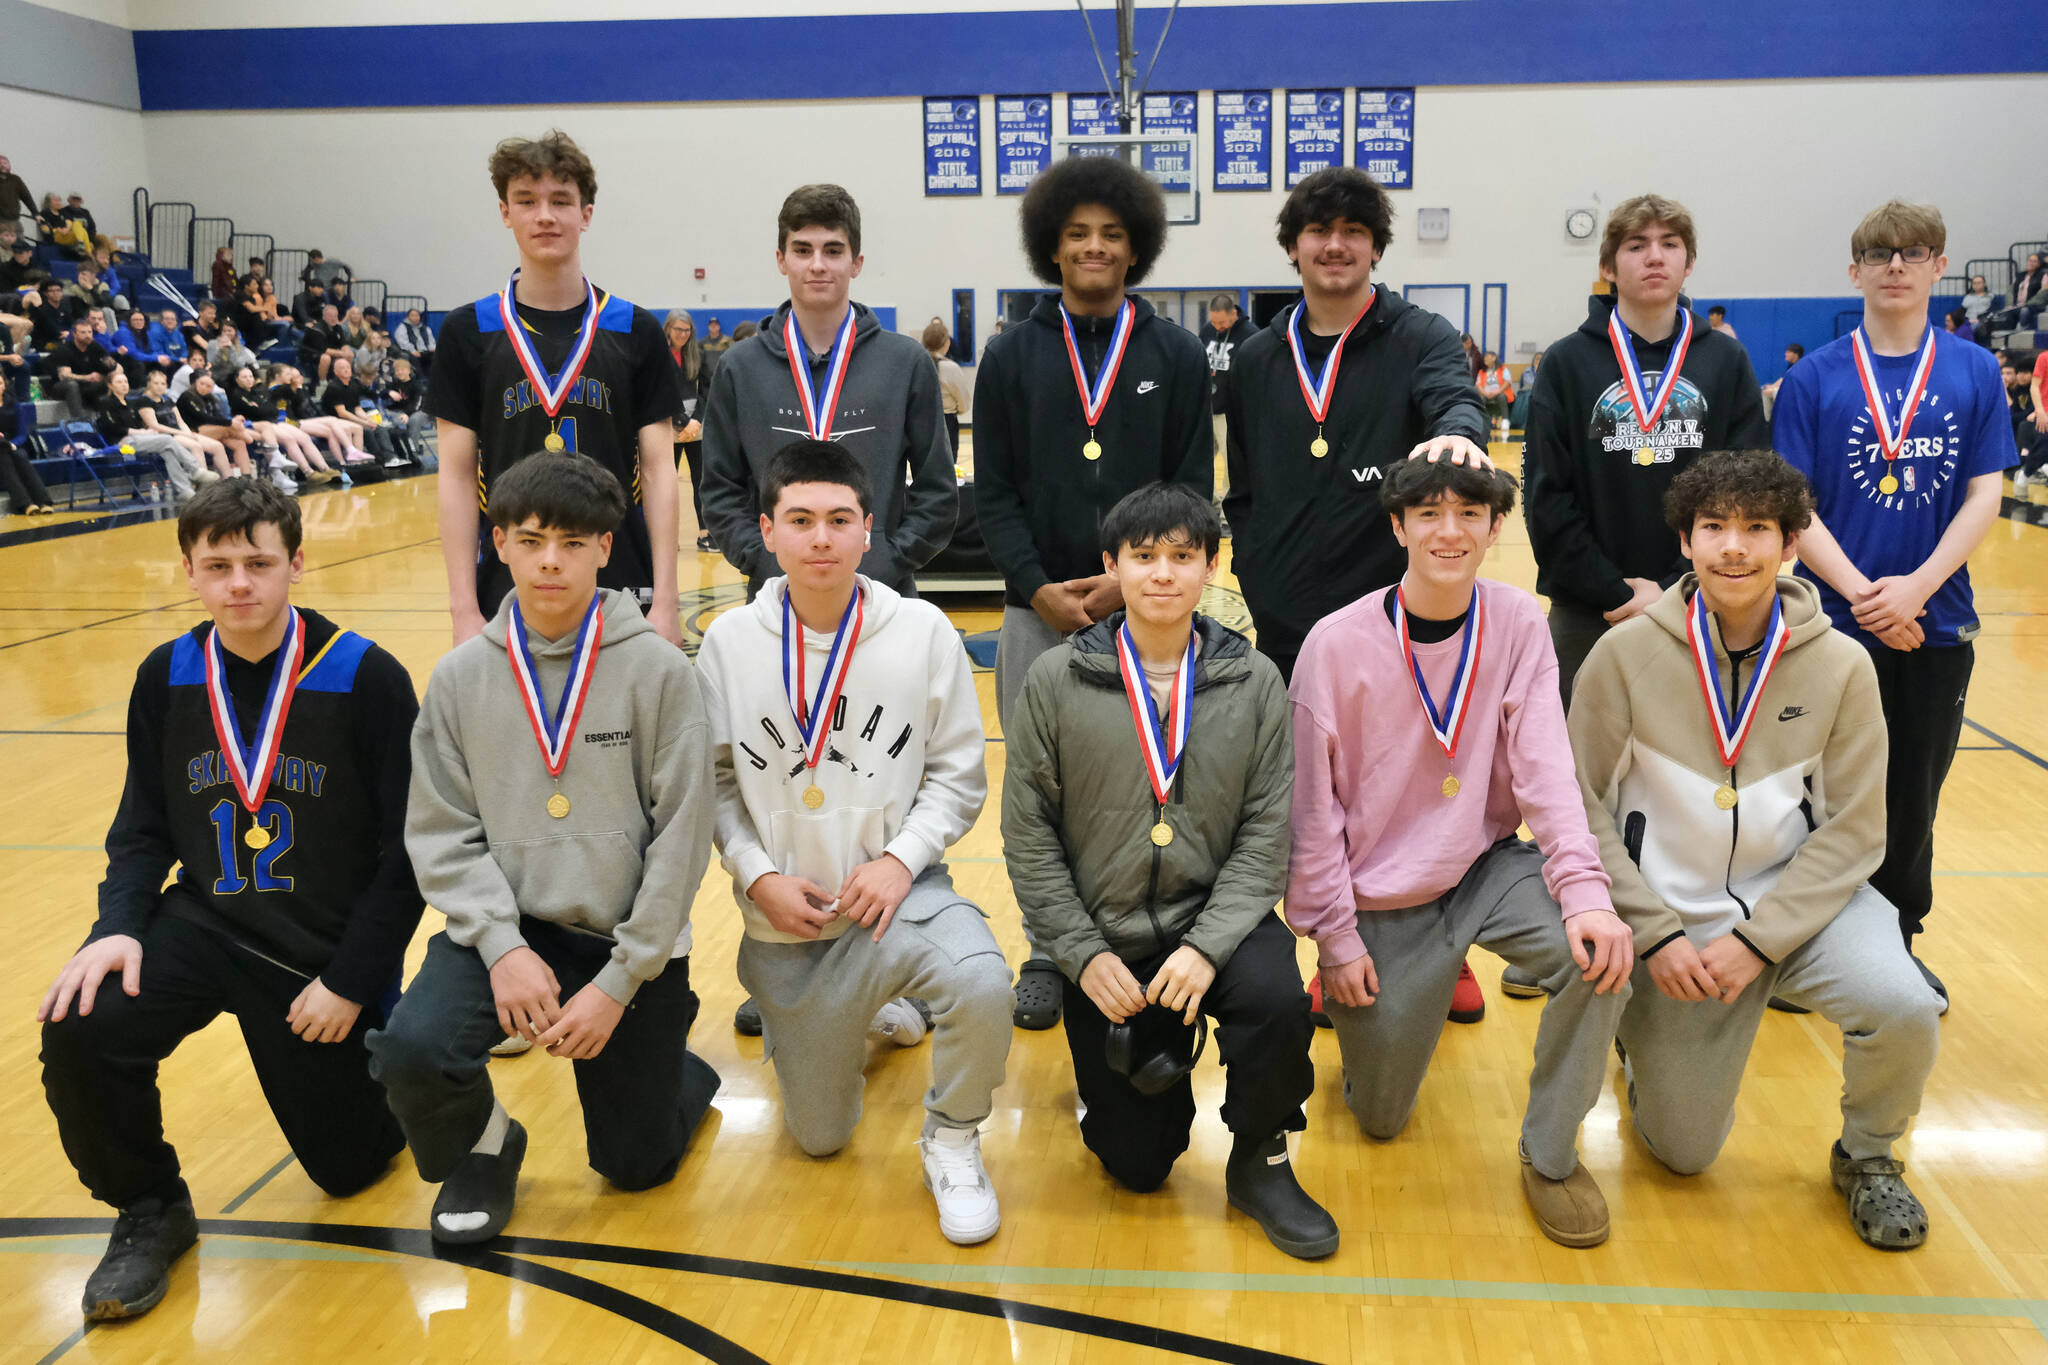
994,604,1066,737
124,431,197,499
1325,839,1628,1181
736,869,1014,1157
1618,884,1940,1173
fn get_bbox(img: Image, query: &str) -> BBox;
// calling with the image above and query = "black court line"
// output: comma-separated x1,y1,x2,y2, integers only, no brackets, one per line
0,1217,1313,1365
218,1154,299,1214
0,505,178,551
0,730,124,735
0,538,438,652
1962,717,2048,774
32,1324,92,1365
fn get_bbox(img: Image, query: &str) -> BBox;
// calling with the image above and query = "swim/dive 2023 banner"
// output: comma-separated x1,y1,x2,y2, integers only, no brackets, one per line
1285,88,1344,188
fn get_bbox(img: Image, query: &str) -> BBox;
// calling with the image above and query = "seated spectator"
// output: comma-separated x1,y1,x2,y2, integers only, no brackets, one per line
377,353,426,457
226,362,338,486
245,255,268,284
730,320,758,344
87,234,128,294
180,300,221,353
209,245,237,302
1992,254,2048,332
231,276,269,343
1961,276,1994,324
1,235,47,295
0,318,29,385
1943,307,1976,347
0,154,31,233
354,326,394,386
166,347,210,402
50,316,118,419
63,262,119,331
255,278,290,344
327,281,355,316
298,302,351,382
110,309,173,383
207,321,256,379
291,278,327,329
61,193,97,243
173,369,255,476
39,193,87,258
340,304,369,350
269,363,373,467
131,366,236,478
2008,355,2042,490
320,354,403,466
0,430,57,514
29,279,69,349
91,366,204,503
393,307,435,373
146,308,185,359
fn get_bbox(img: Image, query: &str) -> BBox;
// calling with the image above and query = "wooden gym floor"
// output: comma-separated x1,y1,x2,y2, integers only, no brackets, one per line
2,446,2047,1364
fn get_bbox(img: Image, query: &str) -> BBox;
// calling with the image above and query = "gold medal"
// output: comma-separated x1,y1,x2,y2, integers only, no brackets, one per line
544,430,566,453
1634,447,1656,467
1441,774,1460,799
802,784,825,810
1150,820,1174,848
244,824,271,850
1310,436,1329,459
1879,474,1899,495
547,791,571,819
1082,439,1102,461
1714,784,1738,810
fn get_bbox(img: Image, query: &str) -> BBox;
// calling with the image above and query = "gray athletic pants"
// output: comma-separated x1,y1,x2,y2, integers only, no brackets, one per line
1618,884,1941,1173
1324,839,1628,1181
124,431,197,499
736,868,1013,1156
995,605,1067,962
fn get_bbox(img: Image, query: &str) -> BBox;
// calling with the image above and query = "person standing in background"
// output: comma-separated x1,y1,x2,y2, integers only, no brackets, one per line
922,320,971,457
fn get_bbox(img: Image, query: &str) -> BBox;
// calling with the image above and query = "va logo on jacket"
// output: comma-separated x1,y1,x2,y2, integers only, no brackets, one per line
1590,375,1707,466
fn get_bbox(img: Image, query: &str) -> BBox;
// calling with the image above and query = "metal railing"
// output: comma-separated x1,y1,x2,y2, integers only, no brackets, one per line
231,233,273,285
269,248,310,292
130,187,150,256
191,217,234,290
147,201,195,274
384,293,427,323
351,279,387,318
1963,257,2013,298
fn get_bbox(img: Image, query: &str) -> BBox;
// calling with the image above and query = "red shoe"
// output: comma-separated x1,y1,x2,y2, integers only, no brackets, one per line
1307,974,1332,1029
1449,958,1486,1024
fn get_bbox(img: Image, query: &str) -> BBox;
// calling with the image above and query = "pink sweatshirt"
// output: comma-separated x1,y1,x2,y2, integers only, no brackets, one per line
1286,579,1612,968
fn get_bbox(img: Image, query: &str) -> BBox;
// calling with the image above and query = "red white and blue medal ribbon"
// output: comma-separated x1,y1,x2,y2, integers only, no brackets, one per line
1606,305,1694,448
507,591,604,779
1116,622,1194,844
204,607,304,829
1395,584,1483,764
783,585,864,777
1850,325,1936,491
784,306,859,440
1687,586,1788,774
497,270,600,428
1059,298,1135,457
1286,290,1374,456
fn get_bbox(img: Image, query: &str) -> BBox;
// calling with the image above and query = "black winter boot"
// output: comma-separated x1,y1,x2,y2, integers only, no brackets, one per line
1225,1131,1339,1259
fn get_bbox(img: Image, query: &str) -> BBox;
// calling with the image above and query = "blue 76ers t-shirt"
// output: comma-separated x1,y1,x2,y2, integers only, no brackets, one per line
1773,329,2014,648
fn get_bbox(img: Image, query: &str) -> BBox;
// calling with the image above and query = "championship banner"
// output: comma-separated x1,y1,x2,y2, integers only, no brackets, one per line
1353,87,1414,189
923,95,981,196
1139,91,1197,197
1285,88,1345,188
995,94,1052,194
1214,90,1273,192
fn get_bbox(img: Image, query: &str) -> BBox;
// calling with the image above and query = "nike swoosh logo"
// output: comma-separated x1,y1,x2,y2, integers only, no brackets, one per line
1778,706,1807,721
1135,380,1159,394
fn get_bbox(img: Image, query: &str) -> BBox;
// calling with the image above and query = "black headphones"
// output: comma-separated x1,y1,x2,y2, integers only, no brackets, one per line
1104,1009,1209,1096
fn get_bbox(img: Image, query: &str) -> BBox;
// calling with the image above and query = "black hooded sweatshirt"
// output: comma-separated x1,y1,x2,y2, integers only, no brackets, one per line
973,292,1210,608
1221,289,1486,662
1524,295,1768,614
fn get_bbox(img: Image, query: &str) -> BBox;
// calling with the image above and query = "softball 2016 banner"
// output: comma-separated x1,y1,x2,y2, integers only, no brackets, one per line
923,95,981,196
1353,87,1414,189
1139,91,1197,196
1285,88,1345,188
995,94,1052,194
1213,90,1272,192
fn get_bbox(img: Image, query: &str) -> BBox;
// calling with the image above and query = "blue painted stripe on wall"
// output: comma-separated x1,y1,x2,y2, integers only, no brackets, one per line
132,3,2048,112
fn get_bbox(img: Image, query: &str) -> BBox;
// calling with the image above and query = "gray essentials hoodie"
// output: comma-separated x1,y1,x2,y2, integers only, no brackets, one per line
698,300,957,592
406,588,715,1003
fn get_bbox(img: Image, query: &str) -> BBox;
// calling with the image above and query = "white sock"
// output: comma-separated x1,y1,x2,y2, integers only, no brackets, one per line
471,1099,510,1157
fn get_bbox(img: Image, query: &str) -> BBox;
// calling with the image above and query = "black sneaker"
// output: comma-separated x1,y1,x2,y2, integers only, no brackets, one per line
82,1192,199,1320
431,1119,528,1244
734,997,763,1036
1225,1131,1339,1259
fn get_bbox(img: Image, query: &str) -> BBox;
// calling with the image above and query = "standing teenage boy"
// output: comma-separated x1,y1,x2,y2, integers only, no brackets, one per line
699,183,956,602
427,130,682,647
1570,451,1940,1247
1005,482,1336,1259
973,154,1211,1030
1286,458,1635,1248
1771,200,2013,1008
696,440,1011,1246
1525,194,1769,708
369,454,718,1244
40,478,425,1319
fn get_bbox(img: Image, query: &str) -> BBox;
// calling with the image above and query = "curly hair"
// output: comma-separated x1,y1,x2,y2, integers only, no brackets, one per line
1379,455,1517,520
1662,450,1814,539
489,129,597,206
1275,166,1395,263
1017,155,1168,287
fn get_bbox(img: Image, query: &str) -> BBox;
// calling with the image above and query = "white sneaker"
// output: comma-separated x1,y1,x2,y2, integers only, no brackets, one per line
920,1125,1000,1244
2014,470,2030,496
868,997,931,1047
488,1034,533,1057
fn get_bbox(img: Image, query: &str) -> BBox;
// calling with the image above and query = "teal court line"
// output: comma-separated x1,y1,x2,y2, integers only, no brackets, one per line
815,1259,2048,1336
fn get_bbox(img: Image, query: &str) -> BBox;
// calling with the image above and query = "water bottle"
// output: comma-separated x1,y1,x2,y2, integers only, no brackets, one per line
29,376,42,402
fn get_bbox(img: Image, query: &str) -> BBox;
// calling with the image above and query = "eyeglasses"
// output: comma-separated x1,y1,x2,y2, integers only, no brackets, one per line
1856,245,1935,267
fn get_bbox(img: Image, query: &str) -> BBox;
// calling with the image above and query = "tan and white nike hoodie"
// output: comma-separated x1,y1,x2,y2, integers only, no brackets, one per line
1568,574,1887,963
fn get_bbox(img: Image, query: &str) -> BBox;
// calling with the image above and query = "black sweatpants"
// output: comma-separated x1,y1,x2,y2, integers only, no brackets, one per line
367,919,717,1192
1059,913,1313,1193
1,438,53,509
1867,640,1975,945
1545,597,1612,712
40,912,403,1211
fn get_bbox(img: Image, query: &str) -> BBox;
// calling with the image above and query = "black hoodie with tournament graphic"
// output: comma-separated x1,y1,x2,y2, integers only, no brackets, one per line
1524,295,1768,615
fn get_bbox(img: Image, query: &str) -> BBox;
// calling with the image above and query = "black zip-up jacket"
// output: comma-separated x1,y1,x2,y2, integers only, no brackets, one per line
973,293,1210,608
1222,289,1486,659
1524,295,1768,614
